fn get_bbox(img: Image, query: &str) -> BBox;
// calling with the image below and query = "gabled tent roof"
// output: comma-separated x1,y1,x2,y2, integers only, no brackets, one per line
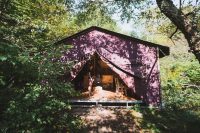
55,26,170,58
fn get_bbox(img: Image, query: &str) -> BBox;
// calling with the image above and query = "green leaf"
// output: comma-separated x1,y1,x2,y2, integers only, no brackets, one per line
0,56,7,61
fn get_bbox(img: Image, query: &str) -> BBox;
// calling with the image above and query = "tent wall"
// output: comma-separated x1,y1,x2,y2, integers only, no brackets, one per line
61,30,161,106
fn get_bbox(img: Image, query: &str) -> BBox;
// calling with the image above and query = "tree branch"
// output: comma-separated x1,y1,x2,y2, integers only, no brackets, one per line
170,38,176,45
169,27,178,39
179,0,182,11
156,0,200,62
182,84,200,89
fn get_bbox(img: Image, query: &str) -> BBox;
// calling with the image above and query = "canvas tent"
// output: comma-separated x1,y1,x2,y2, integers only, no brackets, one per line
56,26,170,106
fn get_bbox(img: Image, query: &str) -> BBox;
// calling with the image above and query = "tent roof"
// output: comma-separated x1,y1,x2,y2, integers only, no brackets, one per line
55,26,170,58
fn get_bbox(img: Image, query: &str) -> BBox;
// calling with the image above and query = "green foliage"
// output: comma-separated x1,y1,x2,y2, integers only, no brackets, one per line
1,0,199,132
74,0,118,31
1,82,82,132
185,64,200,85
134,107,200,133
0,0,83,132
0,44,82,132
131,104,142,112
1,0,119,131
161,62,200,110
0,40,82,132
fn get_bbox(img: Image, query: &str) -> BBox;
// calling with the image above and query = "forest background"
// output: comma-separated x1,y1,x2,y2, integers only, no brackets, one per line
0,0,199,132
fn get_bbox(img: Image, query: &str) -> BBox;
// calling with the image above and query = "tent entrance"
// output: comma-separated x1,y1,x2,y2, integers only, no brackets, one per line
72,53,135,101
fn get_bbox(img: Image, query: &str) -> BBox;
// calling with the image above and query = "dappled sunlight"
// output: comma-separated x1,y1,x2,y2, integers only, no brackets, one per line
2,0,199,132
71,106,200,132
60,27,168,106
72,107,139,132
72,89,135,101
133,108,200,132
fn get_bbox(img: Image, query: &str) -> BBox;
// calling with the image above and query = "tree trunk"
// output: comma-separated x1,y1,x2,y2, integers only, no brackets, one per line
156,0,200,63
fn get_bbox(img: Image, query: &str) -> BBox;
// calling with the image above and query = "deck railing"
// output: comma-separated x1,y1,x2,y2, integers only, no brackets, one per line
68,100,144,108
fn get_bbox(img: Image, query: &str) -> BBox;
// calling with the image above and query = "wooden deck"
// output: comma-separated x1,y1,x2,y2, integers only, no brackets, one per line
68,100,143,107
72,89,135,101
70,89,143,107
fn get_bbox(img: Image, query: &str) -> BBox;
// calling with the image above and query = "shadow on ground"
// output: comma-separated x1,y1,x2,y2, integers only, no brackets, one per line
135,107,200,133
71,106,200,133
71,107,141,132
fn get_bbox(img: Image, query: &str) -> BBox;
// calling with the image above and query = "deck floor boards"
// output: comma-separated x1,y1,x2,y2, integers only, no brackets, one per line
71,89,135,101
70,89,143,107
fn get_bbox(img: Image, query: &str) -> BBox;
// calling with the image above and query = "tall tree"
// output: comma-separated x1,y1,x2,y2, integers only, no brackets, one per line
76,0,200,62
74,0,117,31
0,0,82,132
118,0,200,62
156,0,200,62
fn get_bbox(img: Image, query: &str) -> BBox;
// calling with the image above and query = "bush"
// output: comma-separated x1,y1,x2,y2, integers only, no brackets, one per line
1,83,82,132
0,33,81,132
161,62,200,110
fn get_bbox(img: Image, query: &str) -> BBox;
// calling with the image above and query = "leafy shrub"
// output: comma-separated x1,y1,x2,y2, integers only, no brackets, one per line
132,104,142,112
161,62,200,110
0,42,82,132
1,83,82,132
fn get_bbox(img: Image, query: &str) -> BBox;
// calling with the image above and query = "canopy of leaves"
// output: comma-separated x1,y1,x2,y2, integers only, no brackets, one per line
0,0,200,132
0,0,82,132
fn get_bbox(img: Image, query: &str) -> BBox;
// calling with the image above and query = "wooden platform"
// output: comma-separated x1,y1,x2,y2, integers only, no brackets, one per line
69,100,143,107
72,89,135,101
70,89,143,107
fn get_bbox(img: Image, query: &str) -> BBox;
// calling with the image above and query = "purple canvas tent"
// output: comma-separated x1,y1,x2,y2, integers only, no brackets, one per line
56,26,170,106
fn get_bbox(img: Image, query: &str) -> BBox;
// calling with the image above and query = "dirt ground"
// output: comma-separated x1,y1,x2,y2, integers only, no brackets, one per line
72,106,142,133
71,88,141,132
